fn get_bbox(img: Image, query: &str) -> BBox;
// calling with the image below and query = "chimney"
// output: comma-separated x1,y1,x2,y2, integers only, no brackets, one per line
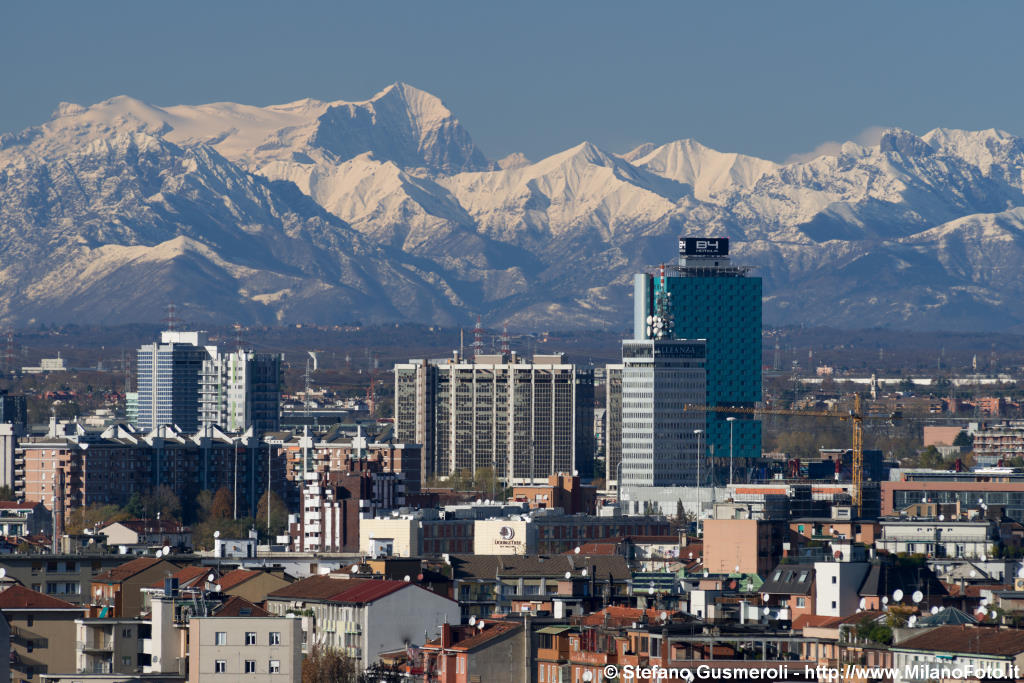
441,622,452,649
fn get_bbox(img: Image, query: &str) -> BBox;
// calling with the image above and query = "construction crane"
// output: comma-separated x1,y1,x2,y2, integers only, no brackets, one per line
684,395,898,515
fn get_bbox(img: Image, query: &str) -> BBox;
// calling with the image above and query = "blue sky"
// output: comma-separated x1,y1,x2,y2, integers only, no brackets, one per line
2,1,1022,162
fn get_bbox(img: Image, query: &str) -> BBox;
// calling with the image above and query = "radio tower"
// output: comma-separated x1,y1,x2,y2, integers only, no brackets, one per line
163,304,177,332
4,330,13,377
500,325,511,358
472,315,485,359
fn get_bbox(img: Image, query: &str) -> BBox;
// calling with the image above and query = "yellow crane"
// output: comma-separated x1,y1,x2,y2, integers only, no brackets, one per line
685,395,896,515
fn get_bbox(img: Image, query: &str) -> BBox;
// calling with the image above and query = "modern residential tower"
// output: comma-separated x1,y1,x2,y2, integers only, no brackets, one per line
135,331,214,433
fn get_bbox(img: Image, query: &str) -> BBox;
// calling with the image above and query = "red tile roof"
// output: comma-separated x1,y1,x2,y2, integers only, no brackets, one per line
579,606,679,628
329,579,409,604
93,556,168,583
214,595,271,617
146,565,211,590
217,569,260,592
267,575,428,604
0,585,82,610
896,625,1024,656
423,621,521,651
0,501,40,510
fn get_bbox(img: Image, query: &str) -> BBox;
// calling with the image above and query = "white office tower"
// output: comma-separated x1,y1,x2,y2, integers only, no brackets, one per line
136,331,216,432
619,339,706,487
395,352,594,484
199,350,283,434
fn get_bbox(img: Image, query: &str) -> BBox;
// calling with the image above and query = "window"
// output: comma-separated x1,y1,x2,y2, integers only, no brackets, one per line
269,660,281,673
270,631,281,645
245,631,257,645
215,660,227,673
122,627,132,638
245,660,257,673
832,576,837,584
215,632,227,646
122,656,132,666
796,597,805,607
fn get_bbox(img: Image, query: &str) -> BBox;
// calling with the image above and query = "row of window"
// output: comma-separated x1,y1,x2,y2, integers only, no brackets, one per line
214,631,281,646
215,659,281,674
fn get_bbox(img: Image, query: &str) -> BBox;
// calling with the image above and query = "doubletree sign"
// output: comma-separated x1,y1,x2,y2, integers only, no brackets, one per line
680,237,729,256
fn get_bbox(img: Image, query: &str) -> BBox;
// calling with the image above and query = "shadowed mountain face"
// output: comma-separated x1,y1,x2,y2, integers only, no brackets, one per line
3,84,1024,330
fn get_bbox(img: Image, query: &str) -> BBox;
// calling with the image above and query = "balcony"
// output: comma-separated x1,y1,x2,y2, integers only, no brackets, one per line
78,635,114,653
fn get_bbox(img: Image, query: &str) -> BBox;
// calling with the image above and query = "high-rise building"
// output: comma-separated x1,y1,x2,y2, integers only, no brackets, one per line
619,339,707,488
604,364,623,489
135,331,214,433
199,350,282,434
633,237,762,465
395,352,594,485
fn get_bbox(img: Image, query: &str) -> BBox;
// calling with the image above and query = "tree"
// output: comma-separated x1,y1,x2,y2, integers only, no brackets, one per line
66,503,130,535
301,643,360,683
916,446,946,469
209,487,233,521
0,485,14,501
256,490,289,541
953,430,974,449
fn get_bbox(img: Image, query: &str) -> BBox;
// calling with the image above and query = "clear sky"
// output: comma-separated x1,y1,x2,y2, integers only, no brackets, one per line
3,1,1023,163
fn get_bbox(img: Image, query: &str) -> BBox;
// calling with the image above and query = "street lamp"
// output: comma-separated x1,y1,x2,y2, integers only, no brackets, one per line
694,429,704,525
726,417,737,487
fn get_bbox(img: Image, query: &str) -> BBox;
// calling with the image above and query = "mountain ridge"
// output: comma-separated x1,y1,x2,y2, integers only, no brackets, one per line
4,85,1024,331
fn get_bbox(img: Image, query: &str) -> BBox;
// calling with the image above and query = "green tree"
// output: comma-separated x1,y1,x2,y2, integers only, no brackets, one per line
0,485,15,501
916,446,946,469
256,490,289,541
953,430,973,449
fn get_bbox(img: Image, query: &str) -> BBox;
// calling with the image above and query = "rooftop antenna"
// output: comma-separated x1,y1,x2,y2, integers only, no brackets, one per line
472,315,485,359
234,324,245,350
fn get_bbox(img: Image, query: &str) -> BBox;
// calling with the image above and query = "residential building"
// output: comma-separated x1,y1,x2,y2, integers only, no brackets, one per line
510,473,597,514
416,620,527,683
90,556,179,618
289,462,405,553
0,390,27,491
619,338,706,488
0,585,86,681
0,554,135,605
135,331,214,432
632,237,762,464
876,517,999,558
890,625,1024,683
265,575,461,668
395,352,594,485
702,519,789,575
216,569,293,604
188,606,301,682
0,500,52,536
199,349,282,434
99,520,192,553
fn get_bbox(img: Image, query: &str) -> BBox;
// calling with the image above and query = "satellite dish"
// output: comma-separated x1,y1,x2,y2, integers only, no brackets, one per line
95,587,102,596
477,621,485,631
939,515,945,521
404,575,411,582
213,530,220,538
660,611,668,621
734,565,740,573
688,552,693,559
351,565,359,574
214,584,222,592
762,607,770,616
565,572,572,580
574,547,581,555
762,593,769,602
908,615,918,627
882,597,889,605
468,616,477,626
583,672,594,683
582,569,588,577
1018,567,1024,579
931,606,940,615
0,568,6,579
970,570,977,578
981,554,988,562
912,591,924,604
162,545,170,556
859,597,867,609
893,589,904,602
921,497,927,503
648,586,655,595
207,573,216,582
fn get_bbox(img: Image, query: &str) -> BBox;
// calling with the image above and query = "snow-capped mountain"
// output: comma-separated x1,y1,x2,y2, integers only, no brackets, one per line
4,83,1024,330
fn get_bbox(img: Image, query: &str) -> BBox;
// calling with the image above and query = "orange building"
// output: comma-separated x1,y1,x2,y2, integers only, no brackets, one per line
702,519,789,575
510,473,597,514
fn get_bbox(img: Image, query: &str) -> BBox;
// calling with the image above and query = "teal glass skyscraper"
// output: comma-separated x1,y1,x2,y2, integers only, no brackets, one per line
633,237,761,472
